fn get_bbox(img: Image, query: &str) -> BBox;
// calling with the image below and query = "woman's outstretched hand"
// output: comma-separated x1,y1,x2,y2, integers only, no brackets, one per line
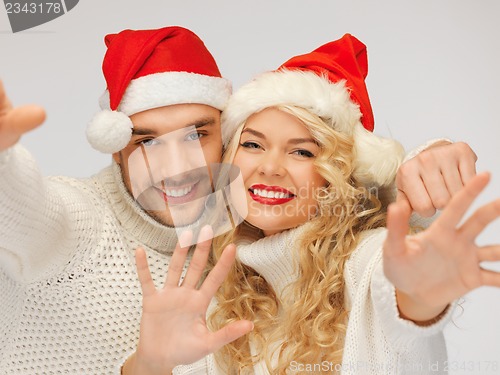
384,172,500,323
123,226,254,375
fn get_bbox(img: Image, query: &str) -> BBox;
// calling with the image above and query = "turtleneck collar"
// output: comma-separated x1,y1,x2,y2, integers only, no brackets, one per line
94,162,180,253
236,226,305,300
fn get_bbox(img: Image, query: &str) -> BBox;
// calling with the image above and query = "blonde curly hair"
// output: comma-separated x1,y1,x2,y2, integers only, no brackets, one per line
209,105,392,374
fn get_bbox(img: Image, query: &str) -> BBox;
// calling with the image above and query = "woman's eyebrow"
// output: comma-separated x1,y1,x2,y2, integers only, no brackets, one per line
241,127,265,139
287,137,317,145
241,128,316,145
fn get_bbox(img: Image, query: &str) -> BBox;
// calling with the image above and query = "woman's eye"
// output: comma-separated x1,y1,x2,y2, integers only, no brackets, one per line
185,132,204,141
293,149,315,158
240,141,262,150
140,138,160,147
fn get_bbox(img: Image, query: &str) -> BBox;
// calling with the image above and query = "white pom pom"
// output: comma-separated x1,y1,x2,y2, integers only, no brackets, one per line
86,110,133,153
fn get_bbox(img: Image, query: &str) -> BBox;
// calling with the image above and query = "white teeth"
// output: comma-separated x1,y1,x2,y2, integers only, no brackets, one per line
252,188,292,199
165,185,193,197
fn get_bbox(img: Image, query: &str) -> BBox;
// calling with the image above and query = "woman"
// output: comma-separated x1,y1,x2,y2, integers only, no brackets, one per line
123,34,500,375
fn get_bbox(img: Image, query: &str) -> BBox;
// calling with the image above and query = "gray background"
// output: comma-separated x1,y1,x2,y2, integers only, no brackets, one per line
1,0,499,372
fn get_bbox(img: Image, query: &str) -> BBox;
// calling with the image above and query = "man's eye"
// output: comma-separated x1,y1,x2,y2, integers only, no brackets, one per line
140,138,160,147
185,132,204,141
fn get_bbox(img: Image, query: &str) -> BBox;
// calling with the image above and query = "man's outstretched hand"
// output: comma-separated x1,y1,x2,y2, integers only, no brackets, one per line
0,80,46,151
396,141,478,217
123,226,253,375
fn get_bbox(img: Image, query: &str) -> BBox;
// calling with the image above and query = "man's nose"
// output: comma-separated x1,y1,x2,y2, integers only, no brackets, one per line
147,139,207,182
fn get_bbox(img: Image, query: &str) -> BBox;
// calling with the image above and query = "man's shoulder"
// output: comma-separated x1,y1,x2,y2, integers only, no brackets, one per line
46,164,115,202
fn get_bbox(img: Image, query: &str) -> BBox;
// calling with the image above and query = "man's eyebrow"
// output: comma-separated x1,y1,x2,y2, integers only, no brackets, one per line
190,117,216,129
132,127,158,136
241,128,317,145
131,117,216,136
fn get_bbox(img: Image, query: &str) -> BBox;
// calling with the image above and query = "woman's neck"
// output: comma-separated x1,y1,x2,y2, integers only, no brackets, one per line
236,226,304,300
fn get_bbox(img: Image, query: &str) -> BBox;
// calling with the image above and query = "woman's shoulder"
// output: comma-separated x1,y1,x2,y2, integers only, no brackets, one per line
345,228,387,274
354,227,387,255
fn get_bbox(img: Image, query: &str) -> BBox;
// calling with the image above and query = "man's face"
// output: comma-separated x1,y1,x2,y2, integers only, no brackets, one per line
113,103,223,227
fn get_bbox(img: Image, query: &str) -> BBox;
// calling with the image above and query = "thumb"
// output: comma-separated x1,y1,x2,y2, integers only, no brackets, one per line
208,320,254,353
385,199,412,257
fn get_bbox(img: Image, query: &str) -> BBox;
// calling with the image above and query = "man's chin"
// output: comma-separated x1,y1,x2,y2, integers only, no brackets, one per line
144,205,204,228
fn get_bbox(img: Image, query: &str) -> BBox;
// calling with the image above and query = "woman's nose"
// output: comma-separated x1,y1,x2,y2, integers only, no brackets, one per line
257,152,286,177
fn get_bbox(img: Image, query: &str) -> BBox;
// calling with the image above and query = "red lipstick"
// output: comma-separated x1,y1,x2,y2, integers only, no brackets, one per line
248,184,295,206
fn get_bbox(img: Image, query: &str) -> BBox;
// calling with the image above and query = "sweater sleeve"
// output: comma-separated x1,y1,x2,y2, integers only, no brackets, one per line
369,244,455,348
0,144,99,283
342,230,453,374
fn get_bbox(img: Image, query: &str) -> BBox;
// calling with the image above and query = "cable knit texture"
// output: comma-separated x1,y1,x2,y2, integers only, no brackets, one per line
0,145,203,375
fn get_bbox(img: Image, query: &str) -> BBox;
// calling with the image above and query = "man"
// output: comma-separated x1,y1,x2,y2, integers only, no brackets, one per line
0,26,235,375
0,25,477,374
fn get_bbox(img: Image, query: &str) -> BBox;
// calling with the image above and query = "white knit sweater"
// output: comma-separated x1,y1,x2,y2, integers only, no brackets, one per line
0,145,186,375
180,225,453,375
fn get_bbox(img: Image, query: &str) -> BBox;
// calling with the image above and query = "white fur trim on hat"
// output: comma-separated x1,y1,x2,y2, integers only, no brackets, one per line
222,69,405,186
99,71,232,115
352,123,405,186
86,110,133,154
222,69,361,146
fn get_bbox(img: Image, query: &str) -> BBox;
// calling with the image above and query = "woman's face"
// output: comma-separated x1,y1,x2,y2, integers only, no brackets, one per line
233,108,327,236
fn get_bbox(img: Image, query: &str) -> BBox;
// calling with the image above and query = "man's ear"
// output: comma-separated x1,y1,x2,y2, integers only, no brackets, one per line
112,152,121,165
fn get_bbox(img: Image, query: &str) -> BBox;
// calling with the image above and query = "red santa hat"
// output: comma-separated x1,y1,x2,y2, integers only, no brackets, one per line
222,34,404,186
87,26,231,154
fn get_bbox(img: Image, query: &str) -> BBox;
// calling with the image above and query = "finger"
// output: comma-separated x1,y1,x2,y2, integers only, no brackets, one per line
3,105,46,134
477,245,500,262
480,268,500,288
164,231,193,288
397,178,435,218
458,142,477,184
182,225,214,288
460,199,500,240
435,172,490,229
0,80,10,111
135,248,156,297
0,105,46,151
206,320,254,353
384,200,412,257
420,169,451,211
441,166,464,197
200,243,236,299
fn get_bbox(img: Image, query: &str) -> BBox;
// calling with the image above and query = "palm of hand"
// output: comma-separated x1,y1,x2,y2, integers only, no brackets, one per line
132,227,253,373
138,284,215,366
386,225,481,308
385,172,500,310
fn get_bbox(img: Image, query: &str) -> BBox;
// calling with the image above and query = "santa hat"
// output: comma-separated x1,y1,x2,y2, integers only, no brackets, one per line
222,34,404,186
87,26,231,154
